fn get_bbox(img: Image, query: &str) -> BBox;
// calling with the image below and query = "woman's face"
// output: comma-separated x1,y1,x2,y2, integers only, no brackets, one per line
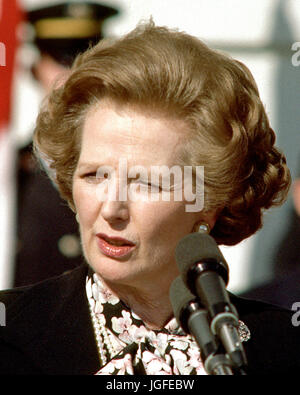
73,99,216,291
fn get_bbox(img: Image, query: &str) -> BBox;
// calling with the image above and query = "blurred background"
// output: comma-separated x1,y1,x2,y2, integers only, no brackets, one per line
0,0,299,309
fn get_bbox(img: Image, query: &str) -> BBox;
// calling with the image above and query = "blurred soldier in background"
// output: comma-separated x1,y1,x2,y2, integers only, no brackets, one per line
274,171,300,278
14,1,118,287
241,163,300,309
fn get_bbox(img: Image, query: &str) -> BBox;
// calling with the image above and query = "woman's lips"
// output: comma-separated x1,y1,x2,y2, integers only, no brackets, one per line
96,233,136,258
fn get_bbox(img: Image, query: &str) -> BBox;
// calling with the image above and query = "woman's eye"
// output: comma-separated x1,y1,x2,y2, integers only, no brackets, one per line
84,172,96,178
83,172,104,183
133,180,161,192
148,183,161,192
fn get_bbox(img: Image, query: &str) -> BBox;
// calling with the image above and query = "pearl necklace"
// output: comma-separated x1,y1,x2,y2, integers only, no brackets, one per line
86,277,121,365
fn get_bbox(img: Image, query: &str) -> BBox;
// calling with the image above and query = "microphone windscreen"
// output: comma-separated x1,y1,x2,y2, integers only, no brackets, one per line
169,276,195,329
175,233,228,284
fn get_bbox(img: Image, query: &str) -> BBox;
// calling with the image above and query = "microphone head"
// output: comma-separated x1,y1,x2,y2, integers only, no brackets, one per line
169,276,197,333
175,233,229,288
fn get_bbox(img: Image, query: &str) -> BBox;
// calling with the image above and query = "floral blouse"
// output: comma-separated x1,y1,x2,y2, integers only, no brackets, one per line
86,272,250,375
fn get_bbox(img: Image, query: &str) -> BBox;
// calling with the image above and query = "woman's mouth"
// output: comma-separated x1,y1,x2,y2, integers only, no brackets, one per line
96,233,136,258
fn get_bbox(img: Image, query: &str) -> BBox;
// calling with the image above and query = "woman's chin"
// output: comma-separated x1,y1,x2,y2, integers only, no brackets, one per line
87,258,142,286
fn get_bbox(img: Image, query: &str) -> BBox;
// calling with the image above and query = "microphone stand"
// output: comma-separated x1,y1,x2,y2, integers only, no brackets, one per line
170,276,236,375
186,300,235,375
192,262,248,373
174,232,248,374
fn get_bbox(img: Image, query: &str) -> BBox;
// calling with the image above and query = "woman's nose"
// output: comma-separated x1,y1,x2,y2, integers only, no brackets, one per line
99,177,129,223
100,199,129,223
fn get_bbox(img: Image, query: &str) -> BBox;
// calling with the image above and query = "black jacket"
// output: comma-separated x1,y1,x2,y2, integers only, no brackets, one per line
0,264,299,375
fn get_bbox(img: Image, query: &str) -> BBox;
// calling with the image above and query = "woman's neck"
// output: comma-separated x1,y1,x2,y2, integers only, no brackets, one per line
103,279,175,330
121,291,174,330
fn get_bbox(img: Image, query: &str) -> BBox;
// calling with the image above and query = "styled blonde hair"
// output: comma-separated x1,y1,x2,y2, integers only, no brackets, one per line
34,21,291,245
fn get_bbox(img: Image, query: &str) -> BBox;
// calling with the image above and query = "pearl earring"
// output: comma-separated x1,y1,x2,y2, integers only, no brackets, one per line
75,213,80,223
194,222,210,234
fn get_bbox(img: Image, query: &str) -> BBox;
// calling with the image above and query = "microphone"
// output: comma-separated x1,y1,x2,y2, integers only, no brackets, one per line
169,276,234,375
175,232,247,372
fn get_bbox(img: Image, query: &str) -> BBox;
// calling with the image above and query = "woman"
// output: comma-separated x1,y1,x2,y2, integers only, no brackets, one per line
0,21,298,375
